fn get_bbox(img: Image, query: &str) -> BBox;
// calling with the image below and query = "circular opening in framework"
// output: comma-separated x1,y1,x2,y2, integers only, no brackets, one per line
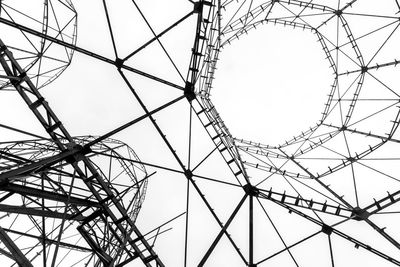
212,25,332,145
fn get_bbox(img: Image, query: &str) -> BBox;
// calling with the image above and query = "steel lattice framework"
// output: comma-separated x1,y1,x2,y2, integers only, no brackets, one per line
1,0,400,266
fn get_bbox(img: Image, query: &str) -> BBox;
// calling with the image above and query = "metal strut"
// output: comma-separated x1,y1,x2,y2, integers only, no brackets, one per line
0,39,164,267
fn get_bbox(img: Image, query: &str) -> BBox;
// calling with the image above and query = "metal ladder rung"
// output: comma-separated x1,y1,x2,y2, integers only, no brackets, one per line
29,97,45,110
144,255,158,263
46,121,62,133
219,146,228,152
212,134,221,141
197,108,206,115
115,215,129,225
227,159,235,164
204,121,213,127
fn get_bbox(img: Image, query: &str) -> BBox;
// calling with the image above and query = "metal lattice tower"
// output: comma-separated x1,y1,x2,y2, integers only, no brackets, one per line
1,0,400,266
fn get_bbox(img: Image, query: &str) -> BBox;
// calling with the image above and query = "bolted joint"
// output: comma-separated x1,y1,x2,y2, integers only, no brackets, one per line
243,183,259,197
194,1,213,13
193,1,214,13
193,1,203,13
184,169,193,179
184,81,196,102
335,9,343,16
81,145,92,155
10,71,27,87
115,58,124,69
347,156,356,163
351,207,370,221
65,143,91,164
321,224,333,235
361,66,368,73
18,71,27,79
0,45,7,53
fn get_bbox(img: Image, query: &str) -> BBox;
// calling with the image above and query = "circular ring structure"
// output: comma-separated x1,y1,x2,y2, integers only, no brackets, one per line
0,0,77,90
0,136,148,266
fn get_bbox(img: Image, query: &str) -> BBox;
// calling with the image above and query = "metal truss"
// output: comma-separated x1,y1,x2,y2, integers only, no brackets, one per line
0,0,400,266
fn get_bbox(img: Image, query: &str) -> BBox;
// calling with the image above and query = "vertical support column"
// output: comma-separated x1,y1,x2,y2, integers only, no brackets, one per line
244,183,258,267
249,193,254,267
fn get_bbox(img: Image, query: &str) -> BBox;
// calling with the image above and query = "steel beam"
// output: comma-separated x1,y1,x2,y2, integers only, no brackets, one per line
257,188,353,218
0,226,33,267
0,183,100,207
0,38,164,267
0,204,85,221
4,228,91,252
0,147,84,182
0,17,184,90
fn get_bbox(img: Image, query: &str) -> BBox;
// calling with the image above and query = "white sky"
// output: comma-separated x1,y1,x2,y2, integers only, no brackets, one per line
1,0,400,266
